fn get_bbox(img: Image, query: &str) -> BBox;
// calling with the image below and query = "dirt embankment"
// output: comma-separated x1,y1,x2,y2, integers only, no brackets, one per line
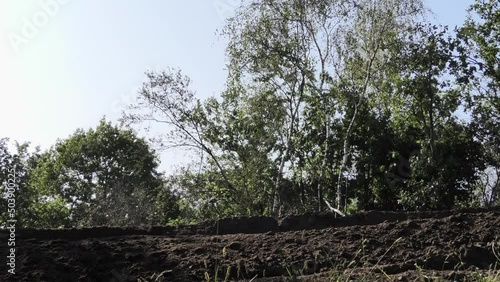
1,207,499,281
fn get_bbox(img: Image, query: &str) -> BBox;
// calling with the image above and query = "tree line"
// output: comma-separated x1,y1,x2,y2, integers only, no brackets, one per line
1,0,498,227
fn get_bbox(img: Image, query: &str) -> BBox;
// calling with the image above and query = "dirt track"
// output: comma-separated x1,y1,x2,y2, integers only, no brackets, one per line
1,207,499,281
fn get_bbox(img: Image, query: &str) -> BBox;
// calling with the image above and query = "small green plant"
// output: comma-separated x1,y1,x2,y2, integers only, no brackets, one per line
224,266,231,282
284,263,295,278
202,245,235,282
346,198,360,215
204,271,211,282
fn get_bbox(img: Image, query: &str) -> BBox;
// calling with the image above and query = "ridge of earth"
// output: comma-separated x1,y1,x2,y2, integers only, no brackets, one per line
1,207,499,281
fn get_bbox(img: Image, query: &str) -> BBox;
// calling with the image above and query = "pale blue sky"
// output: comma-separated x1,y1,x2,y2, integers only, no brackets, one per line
0,0,474,174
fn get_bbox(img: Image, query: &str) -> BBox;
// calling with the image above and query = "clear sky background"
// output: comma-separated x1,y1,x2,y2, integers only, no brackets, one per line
0,0,475,174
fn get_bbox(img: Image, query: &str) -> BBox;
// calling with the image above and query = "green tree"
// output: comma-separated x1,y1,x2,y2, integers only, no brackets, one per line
455,0,499,206
31,119,179,227
380,23,485,210
222,0,426,214
0,139,69,228
122,0,492,218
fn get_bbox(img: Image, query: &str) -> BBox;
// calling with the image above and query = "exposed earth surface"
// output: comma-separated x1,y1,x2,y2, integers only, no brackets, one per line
1,207,499,281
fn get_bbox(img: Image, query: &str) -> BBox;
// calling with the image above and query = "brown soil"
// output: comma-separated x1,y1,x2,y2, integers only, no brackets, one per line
1,207,499,281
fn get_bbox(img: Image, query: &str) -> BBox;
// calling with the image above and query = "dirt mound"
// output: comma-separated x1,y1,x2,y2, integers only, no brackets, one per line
1,207,499,281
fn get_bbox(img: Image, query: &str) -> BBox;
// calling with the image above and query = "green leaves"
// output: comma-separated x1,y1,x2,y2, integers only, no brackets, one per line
454,0,500,206
29,119,179,227
0,139,69,228
117,0,498,219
